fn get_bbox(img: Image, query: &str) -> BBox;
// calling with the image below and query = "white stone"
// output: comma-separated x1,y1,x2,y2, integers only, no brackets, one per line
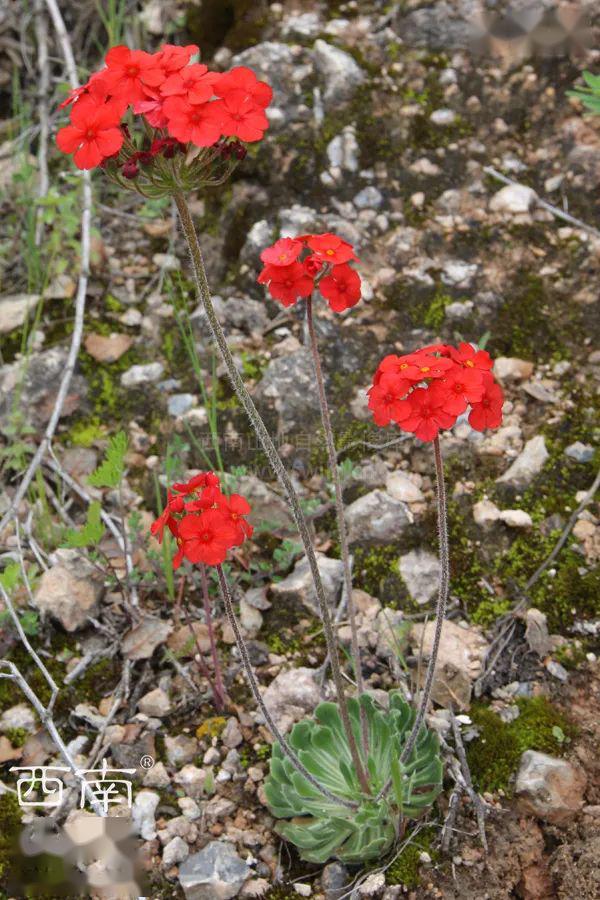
385,471,424,503
33,550,103,631
441,259,478,288
260,667,321,734
120,362,164,387
399,549,440,605
131,790,160,840
493,357,534,381
178,841,250,900
138,687,171,717
312,40,365,109
0,703,36,733
326,126,359,173
430,108,456,125
515,751,586,824
353,186,384,209
497,436,549,487
270,552,343,617
345,490,411,544
490,184,538,214
163,836,190,868
410,620,489,710
0,293,40,334
499,509,533,528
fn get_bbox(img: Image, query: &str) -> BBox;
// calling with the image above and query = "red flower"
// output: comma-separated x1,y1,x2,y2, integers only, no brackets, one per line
212,95,269,142
318,263,362,312
160,64,219,104
468,374,504,431
400,386,457,442
367,374,411,427
103,46,164,104
450,342,493,372
221,494,253,545
303,254,323,277
155,43,199,76
436,366,485,416
172,471,220,496
151,492,185,542
214,66,273,109
258,262,313,307
163,96,223,147
306,233,357,264
178,509,238,566
56,98,123,169
260,237,303,267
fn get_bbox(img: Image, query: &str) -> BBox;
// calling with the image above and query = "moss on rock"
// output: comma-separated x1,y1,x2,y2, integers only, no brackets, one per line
467,696,576,794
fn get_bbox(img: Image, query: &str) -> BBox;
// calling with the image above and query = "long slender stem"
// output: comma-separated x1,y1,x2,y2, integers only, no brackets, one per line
215,565,357,809
378,435,449,800
173,190,370,794
305,295,368,754
200,564,227,710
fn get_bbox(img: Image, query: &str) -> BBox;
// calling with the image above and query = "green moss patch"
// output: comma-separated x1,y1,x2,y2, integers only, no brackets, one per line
386,827,438,887
467,696,576,794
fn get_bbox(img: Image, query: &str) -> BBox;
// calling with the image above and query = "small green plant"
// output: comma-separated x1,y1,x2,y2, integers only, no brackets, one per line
87,430,128,489
568,71,600,113
264,692,443,864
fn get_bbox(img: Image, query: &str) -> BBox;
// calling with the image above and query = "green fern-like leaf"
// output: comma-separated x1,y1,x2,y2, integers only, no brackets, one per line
88,431,128,489
0,562,21,592
264,691,443,864
64,501,105,548
568,71,600,114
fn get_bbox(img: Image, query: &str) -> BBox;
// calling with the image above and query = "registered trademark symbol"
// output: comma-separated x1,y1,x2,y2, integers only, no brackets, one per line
140,755,154,769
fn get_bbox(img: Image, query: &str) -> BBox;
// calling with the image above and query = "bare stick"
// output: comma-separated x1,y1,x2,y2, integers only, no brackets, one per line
0,0,92,538
450,712,488,852
305,295,367,753
484,165,600,239
0,659,105,816
525,465,600,591
33,0,50,245
0,580,58,712
215,565,358,809
173,190,370,794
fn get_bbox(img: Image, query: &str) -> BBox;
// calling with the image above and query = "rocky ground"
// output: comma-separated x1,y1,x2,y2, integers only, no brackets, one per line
0,1,600,898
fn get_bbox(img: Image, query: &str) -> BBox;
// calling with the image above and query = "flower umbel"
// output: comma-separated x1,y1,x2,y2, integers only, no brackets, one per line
257,232,362,312
368,343,504,441
55,44,272,194
151,471,253,569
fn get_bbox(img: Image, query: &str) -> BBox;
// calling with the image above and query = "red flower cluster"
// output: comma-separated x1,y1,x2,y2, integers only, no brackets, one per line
151,471,253,568
368,343,504,442
257,233,361,312
56,44,272,170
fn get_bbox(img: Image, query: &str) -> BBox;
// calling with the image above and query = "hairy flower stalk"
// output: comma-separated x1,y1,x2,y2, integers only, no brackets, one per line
200,564,227,710
215,565,358,809
377,435,449,801
173,191,371,795
305,294,368,754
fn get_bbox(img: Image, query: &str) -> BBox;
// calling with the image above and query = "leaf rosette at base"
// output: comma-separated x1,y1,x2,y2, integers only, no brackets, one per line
264,692,443,864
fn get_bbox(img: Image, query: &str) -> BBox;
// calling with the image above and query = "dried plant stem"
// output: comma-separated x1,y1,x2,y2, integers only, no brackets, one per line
200,564,227,710
378,435,449,800
215,565,357,809
0,0,92,539
0,581,105,816
305,295,367,754
173,190,370,794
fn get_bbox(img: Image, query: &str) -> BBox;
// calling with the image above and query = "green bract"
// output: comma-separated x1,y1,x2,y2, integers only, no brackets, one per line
264,692,443,864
